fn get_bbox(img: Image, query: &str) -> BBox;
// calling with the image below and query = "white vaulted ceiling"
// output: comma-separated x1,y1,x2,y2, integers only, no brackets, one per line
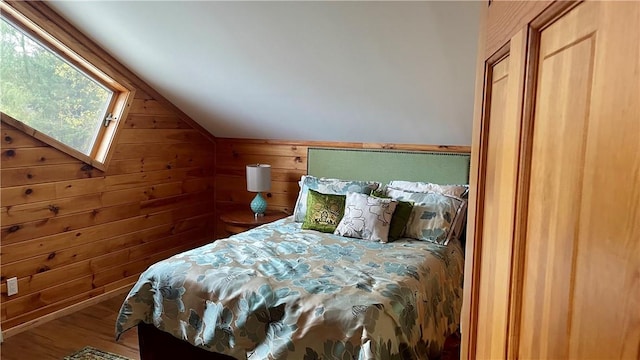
47,1,480,145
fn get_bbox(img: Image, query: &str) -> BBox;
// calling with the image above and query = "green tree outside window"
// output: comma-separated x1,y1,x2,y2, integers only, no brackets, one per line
1,17,113,155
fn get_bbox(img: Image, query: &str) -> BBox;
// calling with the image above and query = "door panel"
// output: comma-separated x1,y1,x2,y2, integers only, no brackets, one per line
475,54,511,359
474,30,527,360
520,25,596,360
520,1,640,358
566,2,640,358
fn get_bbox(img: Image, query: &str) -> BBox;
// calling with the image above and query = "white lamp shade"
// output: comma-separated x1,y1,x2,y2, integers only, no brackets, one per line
246,164,271,192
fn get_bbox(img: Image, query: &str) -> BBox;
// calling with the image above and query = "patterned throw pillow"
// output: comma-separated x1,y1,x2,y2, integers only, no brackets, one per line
371,191,413,241
385,188,464,245
301,189,346,233
385,182,469,244
334,192,398,243
293,176,380,222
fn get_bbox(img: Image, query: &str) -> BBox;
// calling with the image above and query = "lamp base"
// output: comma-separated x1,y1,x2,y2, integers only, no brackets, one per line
250,193,267,217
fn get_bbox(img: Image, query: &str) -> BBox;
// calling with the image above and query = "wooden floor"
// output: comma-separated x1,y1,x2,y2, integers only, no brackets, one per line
0,293,139,360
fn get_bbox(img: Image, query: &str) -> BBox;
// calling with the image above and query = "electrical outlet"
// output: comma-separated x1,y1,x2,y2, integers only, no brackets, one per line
7,277,18,296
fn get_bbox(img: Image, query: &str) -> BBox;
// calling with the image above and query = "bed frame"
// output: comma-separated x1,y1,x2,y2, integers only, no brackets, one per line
137,147,471,360
138,322,234,360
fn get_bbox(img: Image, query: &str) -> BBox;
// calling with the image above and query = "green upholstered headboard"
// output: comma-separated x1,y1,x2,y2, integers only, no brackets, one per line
307,148,471,185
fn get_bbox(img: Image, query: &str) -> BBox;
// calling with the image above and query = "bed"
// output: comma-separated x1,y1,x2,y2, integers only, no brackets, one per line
116,148,470,359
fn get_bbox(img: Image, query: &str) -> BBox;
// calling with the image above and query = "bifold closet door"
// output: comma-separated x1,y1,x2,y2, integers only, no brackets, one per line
519,1,640,359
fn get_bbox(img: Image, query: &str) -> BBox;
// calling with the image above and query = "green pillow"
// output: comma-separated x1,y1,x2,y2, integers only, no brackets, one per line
302,189,346,233
372,191,413,241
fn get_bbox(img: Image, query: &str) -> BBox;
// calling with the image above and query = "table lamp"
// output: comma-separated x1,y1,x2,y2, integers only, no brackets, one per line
246,164,271,217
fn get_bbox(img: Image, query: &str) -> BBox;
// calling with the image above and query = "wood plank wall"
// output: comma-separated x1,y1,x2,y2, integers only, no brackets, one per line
215,137,470,239
0,1,216,335
0,94,216,333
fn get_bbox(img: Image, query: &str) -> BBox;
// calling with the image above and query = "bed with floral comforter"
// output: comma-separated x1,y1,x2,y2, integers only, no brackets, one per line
115,216,464,359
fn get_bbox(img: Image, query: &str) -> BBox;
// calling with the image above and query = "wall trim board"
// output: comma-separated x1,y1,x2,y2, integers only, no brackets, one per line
214,137,471,153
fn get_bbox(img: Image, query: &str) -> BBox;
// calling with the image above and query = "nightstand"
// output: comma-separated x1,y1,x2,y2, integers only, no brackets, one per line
220,210,288,236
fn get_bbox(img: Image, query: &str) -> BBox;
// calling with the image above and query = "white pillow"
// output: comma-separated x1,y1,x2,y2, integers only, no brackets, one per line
334,192,397,243
385,188,464,245
293,176,380,222
387,180,469,198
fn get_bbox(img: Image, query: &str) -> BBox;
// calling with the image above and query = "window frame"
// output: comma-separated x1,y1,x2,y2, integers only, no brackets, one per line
0,1,135,171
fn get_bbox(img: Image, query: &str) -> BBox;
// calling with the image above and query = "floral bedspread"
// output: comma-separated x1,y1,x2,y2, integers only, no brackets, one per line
115,217,464,359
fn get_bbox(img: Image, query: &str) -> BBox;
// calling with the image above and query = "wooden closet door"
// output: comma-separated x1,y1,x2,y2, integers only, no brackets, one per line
467,31,527,359
519,1,640,359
